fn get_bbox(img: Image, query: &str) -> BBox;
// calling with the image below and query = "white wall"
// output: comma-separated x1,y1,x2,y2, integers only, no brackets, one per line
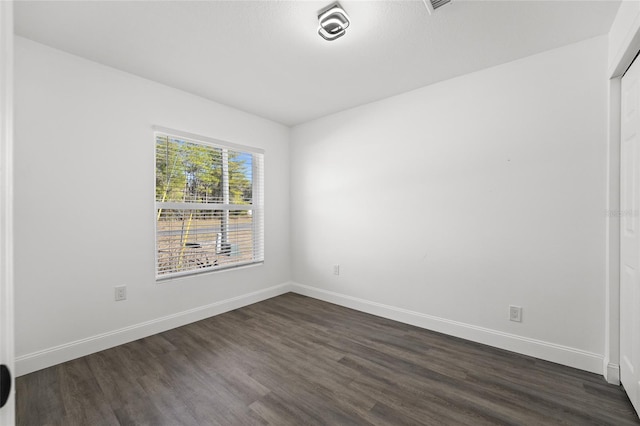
291,36,608,372
14,37,290,374
14,33,611,376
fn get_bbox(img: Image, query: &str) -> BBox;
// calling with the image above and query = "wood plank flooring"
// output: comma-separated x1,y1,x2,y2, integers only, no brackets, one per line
16,293,640,425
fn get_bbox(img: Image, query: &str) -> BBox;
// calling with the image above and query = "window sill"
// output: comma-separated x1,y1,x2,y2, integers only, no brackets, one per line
155,261,264,283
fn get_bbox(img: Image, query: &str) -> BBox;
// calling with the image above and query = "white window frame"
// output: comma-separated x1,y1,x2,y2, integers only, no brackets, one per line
153,126,264,280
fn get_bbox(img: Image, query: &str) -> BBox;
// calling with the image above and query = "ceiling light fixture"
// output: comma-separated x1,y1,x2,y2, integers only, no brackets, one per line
318,2,350,41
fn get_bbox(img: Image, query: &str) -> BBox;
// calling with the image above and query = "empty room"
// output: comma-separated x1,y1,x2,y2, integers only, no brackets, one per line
2,0,640,424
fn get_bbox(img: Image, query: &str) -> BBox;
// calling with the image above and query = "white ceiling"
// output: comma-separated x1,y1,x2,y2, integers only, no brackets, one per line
15,0,621,126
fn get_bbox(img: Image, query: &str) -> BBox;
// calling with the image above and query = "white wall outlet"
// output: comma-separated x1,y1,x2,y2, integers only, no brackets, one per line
333,264,340,275
509,305,522,322
115,285,127,301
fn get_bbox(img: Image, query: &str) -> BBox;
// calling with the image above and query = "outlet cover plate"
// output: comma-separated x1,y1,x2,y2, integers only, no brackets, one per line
509,305,522,322
115,286,127,301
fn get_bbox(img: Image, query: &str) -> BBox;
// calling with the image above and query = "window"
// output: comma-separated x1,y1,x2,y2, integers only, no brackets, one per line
154,128,264,279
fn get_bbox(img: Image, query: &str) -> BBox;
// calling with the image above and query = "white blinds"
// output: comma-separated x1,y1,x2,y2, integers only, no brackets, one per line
155,130,264,279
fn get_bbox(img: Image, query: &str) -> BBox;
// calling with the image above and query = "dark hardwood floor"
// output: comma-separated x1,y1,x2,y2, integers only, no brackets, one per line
16,293,640,425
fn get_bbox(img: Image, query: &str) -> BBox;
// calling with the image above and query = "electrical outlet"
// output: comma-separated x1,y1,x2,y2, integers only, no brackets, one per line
333,264,340,275
115,285,127,301
509,305,522,322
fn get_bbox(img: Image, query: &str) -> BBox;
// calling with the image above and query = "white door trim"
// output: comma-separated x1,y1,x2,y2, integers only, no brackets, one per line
605,76,622,385
0,0,15,424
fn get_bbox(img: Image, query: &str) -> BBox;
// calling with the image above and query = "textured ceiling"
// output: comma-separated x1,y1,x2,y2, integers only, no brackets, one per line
15,0,621,126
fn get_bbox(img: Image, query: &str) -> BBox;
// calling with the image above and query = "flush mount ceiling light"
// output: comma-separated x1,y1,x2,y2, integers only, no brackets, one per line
318,2,350,41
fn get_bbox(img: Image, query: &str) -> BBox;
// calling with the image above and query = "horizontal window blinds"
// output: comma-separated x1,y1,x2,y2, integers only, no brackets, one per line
155,131,264,279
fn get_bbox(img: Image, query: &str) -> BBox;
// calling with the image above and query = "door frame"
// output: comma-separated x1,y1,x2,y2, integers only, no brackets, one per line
606,15,640,385
0,0,14,423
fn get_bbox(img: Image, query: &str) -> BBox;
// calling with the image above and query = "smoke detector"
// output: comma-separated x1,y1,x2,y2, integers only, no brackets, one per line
318,2,350,41
422,0,451,14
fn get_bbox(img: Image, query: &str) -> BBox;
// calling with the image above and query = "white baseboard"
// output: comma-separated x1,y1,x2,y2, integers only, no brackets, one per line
16,282,293,376
290,282,604,375
604,359,621,385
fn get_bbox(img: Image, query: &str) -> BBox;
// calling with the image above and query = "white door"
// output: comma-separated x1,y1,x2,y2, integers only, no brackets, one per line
621,53,640,416
0,0,14,424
